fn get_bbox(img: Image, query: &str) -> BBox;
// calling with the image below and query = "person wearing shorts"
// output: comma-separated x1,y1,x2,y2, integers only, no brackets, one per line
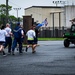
0,25,7,56
25,26,37,53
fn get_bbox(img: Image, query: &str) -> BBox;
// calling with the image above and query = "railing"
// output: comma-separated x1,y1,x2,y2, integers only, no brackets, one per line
38,27,67,38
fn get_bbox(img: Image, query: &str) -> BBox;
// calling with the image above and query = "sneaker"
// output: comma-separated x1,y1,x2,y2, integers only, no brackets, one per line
3,54,6,57
19,51,23,54
8,52,11,55
32,51,36,53
19,52,23,55
12,51,15,55
25,46,28,52
3,51,6,55
12,53,15,55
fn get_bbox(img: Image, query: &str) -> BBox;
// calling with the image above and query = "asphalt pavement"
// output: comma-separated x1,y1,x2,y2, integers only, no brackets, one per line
0,41,75,75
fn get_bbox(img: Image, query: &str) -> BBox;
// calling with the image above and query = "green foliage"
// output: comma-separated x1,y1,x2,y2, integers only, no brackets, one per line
9,15,17,21
0,4,12,13
0,4,12,25
0,4,22,27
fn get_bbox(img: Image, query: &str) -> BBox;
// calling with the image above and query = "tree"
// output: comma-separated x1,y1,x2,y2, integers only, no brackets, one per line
0,4,22,28
0,4,12,15
9,15,17,21
0,4,12,25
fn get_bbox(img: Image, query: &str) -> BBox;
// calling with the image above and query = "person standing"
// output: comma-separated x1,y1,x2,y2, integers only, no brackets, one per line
12,22,24,55
16,24,26,51
0,25,7,56
25,26,37,53
4,23,12,54
34,25,39,44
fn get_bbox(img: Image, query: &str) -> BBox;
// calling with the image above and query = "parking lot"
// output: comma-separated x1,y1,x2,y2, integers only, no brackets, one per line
0,41,75,75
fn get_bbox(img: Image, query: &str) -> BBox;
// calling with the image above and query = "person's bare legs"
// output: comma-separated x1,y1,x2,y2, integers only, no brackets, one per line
32,44,37,53
0,45,3,51
25,45,30,52
0,45,6,56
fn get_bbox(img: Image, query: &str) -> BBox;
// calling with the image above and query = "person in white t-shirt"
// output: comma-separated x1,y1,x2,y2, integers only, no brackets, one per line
25,26,37,53
4,23,12,54
0,25,7,56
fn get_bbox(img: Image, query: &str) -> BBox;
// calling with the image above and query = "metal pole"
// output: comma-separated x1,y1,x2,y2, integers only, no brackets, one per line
59,12,61,37
59,12,61,29
53,13,54,37
6,0,8,23
13,8,21,22
17,9,18,19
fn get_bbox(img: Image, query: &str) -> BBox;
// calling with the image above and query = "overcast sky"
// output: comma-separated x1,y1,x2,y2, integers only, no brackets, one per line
0,0,75,18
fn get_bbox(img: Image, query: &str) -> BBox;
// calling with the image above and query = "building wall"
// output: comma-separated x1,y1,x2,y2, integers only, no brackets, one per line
64,5,75,27
25,6,64,27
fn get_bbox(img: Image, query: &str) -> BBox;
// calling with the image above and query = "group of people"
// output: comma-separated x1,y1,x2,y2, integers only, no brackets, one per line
0,22,39,56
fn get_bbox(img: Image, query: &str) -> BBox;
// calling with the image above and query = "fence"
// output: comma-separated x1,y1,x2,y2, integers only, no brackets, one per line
38,27,67,38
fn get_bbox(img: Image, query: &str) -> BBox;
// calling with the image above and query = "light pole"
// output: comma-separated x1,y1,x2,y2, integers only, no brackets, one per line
52,0,66,6
13,8,21,22
13,8,21,21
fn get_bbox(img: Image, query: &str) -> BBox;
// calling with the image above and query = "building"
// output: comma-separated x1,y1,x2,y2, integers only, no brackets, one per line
64,5,75,27
25,6,64,28
23,3,75,38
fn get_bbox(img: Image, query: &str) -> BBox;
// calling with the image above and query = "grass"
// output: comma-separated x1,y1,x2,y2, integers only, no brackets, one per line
38,38,64,41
